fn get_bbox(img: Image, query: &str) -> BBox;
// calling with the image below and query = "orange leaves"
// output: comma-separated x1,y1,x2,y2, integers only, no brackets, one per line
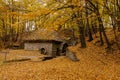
21,8,51,21
39,8,51,15
0,42,120,80
92,0,104,5
0,6,7,12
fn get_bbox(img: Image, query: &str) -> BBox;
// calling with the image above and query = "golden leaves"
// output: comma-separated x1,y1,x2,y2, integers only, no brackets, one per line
91,0,104,5
0,41,120,80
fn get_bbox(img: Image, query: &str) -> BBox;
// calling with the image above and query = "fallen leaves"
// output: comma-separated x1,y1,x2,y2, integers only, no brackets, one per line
0,40,120,80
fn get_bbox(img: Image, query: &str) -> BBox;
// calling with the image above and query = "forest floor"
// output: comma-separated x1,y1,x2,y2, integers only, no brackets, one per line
0,29,120,80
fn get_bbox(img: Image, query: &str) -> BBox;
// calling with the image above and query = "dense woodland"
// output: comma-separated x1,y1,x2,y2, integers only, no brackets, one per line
0,0,120,51
0,0,120,79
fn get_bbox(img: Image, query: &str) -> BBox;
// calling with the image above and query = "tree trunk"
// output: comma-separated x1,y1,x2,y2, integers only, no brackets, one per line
92,25,97,38
97,17,104,46
79,25,86,48
77,6,86,48
111,16,120,50
98,15,111,49
85,0,93,41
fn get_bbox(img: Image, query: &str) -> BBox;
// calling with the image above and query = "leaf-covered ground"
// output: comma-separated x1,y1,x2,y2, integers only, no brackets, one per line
0,29,120,80
0,42,120,80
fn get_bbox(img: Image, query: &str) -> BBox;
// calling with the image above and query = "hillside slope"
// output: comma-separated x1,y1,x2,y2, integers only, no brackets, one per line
0,29,120,80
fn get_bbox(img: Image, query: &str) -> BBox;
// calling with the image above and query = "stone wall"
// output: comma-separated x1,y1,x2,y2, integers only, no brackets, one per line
24,42,52,56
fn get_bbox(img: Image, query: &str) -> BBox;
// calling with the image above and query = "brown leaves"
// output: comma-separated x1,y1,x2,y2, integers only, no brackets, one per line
0,43,120,80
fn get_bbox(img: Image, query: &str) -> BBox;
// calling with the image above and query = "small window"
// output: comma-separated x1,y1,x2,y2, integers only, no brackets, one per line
40,48,47,55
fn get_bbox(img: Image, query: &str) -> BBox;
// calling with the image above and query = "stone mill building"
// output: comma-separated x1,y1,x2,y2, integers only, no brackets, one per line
22,29,75,57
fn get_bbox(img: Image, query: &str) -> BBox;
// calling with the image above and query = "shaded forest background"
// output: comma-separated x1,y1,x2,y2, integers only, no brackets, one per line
0,0,120,52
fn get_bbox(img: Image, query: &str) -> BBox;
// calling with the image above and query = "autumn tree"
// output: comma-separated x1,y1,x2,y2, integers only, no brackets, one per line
0,0,119,51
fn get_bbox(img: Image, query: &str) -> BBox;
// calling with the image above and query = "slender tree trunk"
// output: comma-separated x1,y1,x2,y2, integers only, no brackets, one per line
92,24,97,38
1,19,7,48
116,0,120,31
8,0,14,48
111,16,120,50
97,16,104,46
98,15,111,49
79,24,86,48
85,0,93,41
77,9,86,48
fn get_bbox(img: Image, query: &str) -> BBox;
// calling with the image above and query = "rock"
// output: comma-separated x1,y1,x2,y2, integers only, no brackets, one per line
66,49,79,62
